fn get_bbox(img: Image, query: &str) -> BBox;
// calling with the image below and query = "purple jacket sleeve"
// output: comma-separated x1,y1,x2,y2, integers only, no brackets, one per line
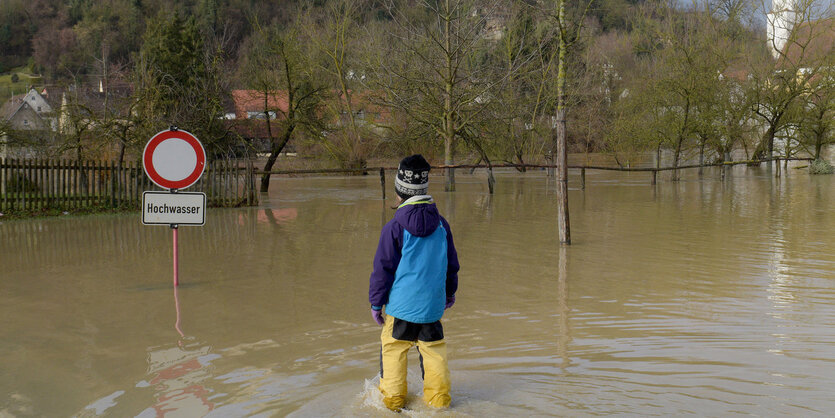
369,221,403,307
441,217,459,298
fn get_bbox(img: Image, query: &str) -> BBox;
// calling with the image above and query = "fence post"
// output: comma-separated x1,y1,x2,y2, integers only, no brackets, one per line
20,158,25,211
380,168,386,200
83,160,89,208
226,161,231,206
11,158,16,210
251,160,258,205
775,158,781,178
110,160,116,208
75,159,81,210
0,158,4,207
1,158,5,210
580,167,586,190
244,160,249,206
133,161,139,205
39,159,45,210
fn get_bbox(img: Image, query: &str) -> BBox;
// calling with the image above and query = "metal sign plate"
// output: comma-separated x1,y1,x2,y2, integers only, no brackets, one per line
142,192,206,226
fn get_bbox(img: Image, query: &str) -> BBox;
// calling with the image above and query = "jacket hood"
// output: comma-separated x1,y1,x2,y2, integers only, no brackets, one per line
394,196,441,237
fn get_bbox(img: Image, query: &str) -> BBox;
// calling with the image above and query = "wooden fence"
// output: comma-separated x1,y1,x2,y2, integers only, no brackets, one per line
0,158,258,213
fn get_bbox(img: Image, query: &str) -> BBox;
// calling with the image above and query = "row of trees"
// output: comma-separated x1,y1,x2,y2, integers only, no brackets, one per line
606,0,835,178
2,0,833,192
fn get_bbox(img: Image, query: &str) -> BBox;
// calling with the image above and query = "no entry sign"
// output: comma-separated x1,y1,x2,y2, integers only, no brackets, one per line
143,129,206,190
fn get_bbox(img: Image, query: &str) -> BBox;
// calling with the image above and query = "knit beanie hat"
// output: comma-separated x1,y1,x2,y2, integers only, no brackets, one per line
395,154,431,199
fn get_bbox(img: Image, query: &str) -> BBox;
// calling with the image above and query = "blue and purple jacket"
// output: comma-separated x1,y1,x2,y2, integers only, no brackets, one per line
369,195,459,324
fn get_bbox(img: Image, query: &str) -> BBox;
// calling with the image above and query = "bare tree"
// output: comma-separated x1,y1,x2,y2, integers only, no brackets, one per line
751,0,833,165
524,0,593,245
240,21,327,193
304,0,377,169
368,0,503,192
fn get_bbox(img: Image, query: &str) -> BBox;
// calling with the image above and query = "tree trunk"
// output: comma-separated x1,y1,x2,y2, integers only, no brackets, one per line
673,141,682,181
555,0,570,245
259,124,294,193
443,0,455,192
480,153,495,194
555,110,570,245
469,157,481,175
698,140,705,177
656,144,662,169
117,138,126,170
757,119,778,168
672,100,690,181
444,130,455,192
516,146,527,173
815,132,824,160
487,166,495,194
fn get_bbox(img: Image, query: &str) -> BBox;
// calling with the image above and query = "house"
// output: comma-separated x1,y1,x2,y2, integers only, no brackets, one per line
227,89,390,154
767,0,797,59
230,89,289,121
766,6,835,157
225,90,291,154
768,0,835,69
0,88,56,131
0,88,58,159
1,83,135,159
778,17,835,74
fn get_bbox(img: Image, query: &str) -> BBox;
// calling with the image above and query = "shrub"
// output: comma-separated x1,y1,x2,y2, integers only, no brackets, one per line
809,159,834,175
10,73,19,83
5,173,40,193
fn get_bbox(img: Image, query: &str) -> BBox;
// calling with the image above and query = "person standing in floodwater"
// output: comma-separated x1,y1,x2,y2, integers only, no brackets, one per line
368,154,460,411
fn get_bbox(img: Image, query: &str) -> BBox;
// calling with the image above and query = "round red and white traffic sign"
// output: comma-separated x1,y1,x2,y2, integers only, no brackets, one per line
143,129,206,190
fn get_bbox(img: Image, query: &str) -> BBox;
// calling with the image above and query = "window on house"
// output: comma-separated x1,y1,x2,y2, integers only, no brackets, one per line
23,119,29,125
37,106,41,112
247,111,277,119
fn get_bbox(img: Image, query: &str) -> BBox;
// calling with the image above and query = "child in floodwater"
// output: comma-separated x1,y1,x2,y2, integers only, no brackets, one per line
368,154,460,411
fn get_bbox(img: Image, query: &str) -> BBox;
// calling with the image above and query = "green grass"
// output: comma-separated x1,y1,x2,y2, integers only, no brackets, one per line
0,65,43,103
0,204,140,220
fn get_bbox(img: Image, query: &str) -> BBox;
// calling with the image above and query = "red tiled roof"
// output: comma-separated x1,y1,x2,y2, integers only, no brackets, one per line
722,68,749,82
780,18,835,69
0,94,26,120
231,89,289,120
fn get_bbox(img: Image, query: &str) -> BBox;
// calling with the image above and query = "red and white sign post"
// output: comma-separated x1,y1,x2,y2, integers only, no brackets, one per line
142,127,207,287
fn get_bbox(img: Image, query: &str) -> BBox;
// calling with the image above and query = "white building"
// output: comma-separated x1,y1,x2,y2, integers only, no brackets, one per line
767,0,798,59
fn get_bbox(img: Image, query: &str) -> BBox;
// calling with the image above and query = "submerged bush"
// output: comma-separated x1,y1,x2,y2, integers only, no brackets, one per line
809,159,834,175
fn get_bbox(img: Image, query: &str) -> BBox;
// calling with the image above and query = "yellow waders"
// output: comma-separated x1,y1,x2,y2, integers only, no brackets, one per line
379,315,451,411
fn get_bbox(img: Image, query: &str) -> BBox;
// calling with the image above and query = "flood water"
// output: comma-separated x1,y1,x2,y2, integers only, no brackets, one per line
3,164,835,416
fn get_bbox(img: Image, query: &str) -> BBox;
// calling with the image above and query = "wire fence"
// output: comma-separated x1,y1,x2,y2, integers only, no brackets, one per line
255,157,814,198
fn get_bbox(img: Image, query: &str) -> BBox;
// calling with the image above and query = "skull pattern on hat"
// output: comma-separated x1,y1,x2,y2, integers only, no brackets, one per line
395,155,431,198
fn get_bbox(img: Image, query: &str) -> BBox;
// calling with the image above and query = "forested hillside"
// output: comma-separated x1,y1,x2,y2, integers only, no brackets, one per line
1,0,832,175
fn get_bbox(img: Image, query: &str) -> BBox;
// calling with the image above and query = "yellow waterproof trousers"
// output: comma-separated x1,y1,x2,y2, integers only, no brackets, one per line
379,316,451,411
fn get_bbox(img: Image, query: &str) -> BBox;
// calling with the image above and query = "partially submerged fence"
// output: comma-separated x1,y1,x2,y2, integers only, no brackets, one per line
256,157,815,199
0,159,258,213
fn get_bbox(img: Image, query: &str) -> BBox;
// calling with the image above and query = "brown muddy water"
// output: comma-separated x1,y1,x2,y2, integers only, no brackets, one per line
2,164,835,416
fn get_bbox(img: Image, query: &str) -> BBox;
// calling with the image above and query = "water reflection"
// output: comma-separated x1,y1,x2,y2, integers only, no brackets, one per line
137,342,218,417
556,246,571,370
174,286,185,342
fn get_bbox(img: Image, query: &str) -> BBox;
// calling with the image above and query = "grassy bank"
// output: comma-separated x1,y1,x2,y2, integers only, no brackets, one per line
0,202,138,221
0,66,42,103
